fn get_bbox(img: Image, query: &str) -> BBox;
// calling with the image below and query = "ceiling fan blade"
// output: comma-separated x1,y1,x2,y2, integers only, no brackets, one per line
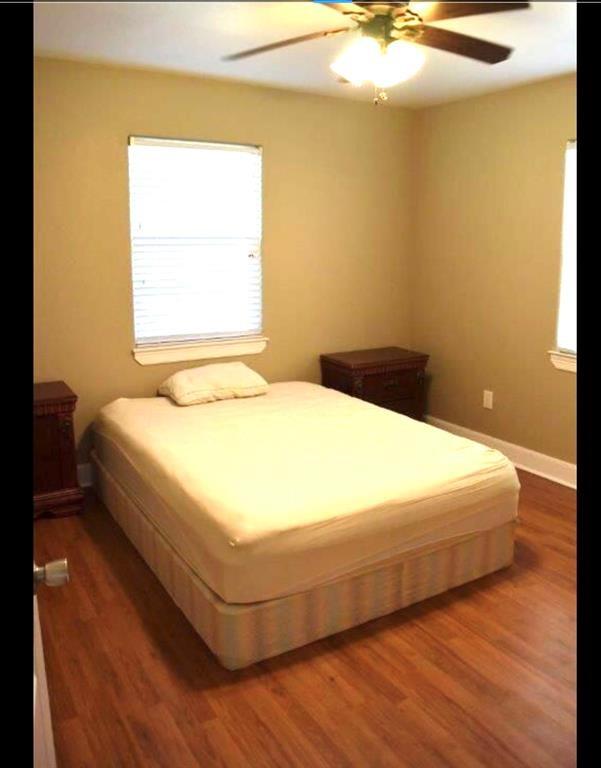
417,2,530,23
417,25,513,64
223,27,351,62
320,3,374,19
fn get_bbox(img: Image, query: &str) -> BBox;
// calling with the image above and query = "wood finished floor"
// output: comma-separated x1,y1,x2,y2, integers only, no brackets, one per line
34,470,576,768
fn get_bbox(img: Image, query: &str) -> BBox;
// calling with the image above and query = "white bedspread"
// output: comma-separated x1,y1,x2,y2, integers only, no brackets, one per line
94,382,520,603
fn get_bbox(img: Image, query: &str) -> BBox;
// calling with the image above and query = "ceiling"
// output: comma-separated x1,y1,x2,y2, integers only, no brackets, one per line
33,2,576,108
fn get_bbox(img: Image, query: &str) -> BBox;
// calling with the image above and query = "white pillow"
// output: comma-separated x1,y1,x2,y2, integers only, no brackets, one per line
158,362,268,406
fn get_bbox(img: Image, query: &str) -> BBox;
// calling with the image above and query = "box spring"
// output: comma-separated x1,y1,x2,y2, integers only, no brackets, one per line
92,451,515,670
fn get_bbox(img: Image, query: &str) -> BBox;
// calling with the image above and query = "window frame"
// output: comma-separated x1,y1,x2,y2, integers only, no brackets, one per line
127,135,268,366
549,139,576,373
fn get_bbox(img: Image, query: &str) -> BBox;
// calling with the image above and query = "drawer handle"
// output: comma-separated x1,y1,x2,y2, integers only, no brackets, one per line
383,379,401,389
60,418,72,435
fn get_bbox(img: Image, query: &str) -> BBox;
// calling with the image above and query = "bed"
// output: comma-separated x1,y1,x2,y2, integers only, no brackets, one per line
92,381,519,669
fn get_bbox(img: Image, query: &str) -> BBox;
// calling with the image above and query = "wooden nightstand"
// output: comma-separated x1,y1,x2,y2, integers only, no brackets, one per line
34,381,84,518
320,346,429,420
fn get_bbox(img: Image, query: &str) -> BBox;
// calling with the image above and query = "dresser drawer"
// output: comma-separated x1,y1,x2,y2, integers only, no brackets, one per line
362,370,418,403
34,381,84,518
320,347,429,423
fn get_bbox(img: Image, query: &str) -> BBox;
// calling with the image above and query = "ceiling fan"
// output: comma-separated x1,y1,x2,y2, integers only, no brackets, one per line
223,2,530,98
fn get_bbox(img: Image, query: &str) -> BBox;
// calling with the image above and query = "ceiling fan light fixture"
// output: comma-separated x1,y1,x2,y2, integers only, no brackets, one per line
330,35,381,86
330,34,424,90
373,39,425,87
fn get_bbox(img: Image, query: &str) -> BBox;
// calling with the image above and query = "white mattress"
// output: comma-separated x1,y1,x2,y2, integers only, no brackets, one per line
93,382,519,603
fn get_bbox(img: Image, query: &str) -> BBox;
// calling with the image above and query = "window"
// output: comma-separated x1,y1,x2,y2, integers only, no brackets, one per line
550,140,576,372
127,136,266,365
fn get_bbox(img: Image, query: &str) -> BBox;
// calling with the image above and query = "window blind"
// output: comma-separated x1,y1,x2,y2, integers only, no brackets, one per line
556,140,576,355
127,136,262,347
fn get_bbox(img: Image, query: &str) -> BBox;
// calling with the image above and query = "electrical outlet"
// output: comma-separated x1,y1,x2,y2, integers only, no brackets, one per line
483,390,494,410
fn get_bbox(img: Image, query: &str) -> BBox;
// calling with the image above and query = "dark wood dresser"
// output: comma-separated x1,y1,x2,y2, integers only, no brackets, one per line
320,346,429,421
34,381,84,518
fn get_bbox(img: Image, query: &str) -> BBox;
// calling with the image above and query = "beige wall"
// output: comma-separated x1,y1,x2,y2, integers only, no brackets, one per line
34,58,576,464
34,58,414,459
409,75,576,462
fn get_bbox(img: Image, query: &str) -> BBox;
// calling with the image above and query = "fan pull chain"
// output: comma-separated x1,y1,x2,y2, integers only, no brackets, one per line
373,86,389,106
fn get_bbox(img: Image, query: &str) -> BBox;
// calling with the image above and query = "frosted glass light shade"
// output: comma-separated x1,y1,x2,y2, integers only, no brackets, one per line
373,40,425,88
330,36,381,86
330,36,425,89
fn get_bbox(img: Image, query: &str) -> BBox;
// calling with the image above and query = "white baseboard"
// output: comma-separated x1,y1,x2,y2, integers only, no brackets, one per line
77,463,94,488
426,416,576,489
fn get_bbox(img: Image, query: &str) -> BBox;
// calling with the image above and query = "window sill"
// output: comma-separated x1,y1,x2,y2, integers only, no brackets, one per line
548,350,576,373
133,336,269,366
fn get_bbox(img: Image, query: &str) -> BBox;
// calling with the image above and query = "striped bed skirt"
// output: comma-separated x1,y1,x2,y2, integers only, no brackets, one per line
93,452,516,670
